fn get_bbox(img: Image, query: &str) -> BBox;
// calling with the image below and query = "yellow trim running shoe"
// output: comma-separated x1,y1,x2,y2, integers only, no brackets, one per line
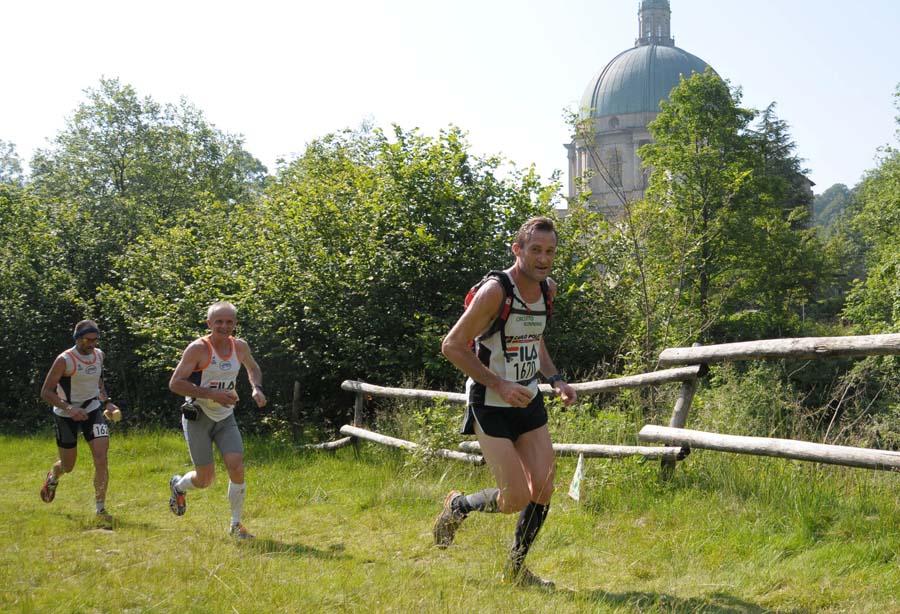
432,490,466,548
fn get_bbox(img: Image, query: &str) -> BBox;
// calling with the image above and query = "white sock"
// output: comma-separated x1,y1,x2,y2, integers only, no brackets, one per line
96,500,105,513
228,481,246,525
176,471,197,492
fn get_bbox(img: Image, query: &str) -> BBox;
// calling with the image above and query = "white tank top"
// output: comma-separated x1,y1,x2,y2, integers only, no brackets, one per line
53,347,103,417
189,336,240,422
466,274,547,408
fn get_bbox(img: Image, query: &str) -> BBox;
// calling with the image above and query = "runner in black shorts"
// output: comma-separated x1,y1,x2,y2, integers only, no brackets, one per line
433,216,577,588
39,319,120,523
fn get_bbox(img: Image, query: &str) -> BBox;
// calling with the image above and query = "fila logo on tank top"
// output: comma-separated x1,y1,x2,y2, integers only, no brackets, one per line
189,336,240,421
467,273,547,409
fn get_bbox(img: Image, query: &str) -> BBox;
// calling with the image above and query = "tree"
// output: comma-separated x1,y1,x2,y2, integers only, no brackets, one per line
843,92,900,332
0,140,24,186
813,183,853,234
30,78,268,301
0,183,84,426
31,78,267,214
631,70,824,355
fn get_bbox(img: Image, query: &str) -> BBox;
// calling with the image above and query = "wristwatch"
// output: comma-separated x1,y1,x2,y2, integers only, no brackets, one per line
546,374,565,387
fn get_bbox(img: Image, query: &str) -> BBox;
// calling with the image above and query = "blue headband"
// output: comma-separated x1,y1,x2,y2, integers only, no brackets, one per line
73,326,100,340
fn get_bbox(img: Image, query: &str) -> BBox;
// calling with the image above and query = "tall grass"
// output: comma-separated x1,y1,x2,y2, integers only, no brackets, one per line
3,426,898,613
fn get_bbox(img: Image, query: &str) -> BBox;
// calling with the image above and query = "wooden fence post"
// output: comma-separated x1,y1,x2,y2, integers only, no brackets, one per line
661,343,702,479
353,392,364,426
351,391,365,456
660,377,698,479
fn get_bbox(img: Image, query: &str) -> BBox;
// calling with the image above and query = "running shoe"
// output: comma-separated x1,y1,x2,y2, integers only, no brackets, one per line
432,490,466,548
504,564,556,590
229,522,255,540
40,471,58,503
169,475,186,516
96,508,114,527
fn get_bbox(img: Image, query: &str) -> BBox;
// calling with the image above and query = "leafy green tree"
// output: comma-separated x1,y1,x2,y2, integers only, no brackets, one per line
749,102,814,228
843,105,900,332
631,70,824,357
0,184,84,426
30,78,267,301
0,140,24,186
813,183,853,234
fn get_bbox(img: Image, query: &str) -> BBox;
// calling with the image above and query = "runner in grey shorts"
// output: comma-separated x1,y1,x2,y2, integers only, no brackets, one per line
166,301,268,539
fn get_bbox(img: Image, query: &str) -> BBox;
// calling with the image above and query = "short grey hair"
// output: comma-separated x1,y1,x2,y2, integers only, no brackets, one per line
207,301,237,320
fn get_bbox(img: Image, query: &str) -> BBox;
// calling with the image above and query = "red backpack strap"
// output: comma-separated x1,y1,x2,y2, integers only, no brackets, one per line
465,271,515,352
483,271,515,337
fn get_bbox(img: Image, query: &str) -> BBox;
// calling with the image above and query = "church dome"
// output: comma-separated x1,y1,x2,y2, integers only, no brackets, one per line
580,44,712,119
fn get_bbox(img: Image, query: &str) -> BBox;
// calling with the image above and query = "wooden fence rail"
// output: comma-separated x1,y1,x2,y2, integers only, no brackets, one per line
658,333,900,366
639,425,900,472
459,440,687,461
339,424,484,465
339,365,701,404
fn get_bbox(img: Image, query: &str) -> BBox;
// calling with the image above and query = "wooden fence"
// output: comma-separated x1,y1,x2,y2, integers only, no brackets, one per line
641,333,900,473
311,366,700,468
311,332,900,477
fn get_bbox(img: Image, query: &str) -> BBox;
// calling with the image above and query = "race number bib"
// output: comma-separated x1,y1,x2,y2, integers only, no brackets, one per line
505,337,540,382
93,423,109,438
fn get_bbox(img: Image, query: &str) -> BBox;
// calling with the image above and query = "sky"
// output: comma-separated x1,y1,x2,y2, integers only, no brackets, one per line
2,0,898,197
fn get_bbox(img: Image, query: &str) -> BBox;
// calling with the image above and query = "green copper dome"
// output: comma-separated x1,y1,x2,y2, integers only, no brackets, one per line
580,44,712,119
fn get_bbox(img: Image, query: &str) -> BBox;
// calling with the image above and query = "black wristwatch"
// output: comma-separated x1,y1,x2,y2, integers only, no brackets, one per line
546,374,565,387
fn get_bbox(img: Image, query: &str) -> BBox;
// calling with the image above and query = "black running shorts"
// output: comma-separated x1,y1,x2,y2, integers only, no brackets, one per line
53,409,109,449
460,394,547,441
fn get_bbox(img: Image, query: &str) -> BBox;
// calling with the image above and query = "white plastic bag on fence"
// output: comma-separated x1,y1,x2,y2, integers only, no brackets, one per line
568,453,585,501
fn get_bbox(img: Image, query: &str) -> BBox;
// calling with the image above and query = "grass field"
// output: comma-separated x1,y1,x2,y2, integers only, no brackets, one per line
2,428,899,613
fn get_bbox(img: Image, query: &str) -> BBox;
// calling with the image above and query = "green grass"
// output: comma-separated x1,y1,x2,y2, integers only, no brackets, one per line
2,429,899,613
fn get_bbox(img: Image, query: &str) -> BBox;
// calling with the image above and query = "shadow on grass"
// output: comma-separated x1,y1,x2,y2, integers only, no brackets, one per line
70,513,157,533
559,587,790,613
245,537,350,560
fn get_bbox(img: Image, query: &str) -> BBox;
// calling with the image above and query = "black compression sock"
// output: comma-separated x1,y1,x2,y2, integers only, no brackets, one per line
509,501,550,571
453,488,500,515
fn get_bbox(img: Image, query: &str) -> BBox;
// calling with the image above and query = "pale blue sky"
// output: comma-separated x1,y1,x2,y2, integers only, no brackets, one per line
3,0,898,195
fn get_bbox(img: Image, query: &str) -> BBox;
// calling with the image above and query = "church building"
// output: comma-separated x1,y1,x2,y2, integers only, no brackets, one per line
567,0,713,219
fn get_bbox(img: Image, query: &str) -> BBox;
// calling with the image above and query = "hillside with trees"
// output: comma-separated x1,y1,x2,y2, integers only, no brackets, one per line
0,78,897,447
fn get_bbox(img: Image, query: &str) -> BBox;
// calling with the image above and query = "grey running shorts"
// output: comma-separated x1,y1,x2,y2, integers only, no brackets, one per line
182,410,244,466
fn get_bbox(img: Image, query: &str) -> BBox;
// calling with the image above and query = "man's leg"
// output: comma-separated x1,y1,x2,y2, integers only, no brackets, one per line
215,415,251,538
476,423,535,513
87,435,110,514
223,452,250,537
506,424,556,586
41,415,79,503
41,447,77,503
434,424,531,548
170,414,216,516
